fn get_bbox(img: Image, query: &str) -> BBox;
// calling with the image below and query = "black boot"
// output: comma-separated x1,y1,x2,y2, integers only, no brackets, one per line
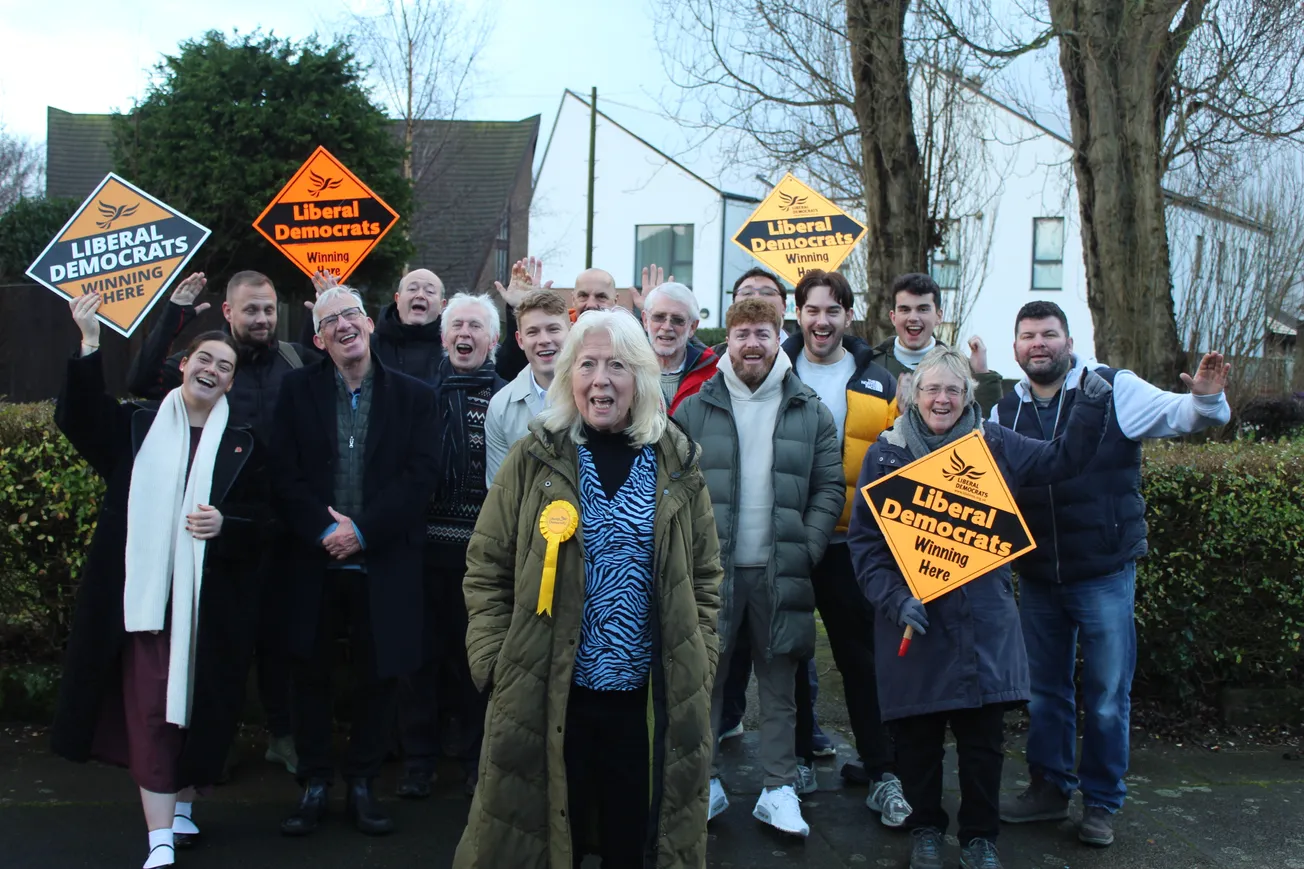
346,778,394,835
395,763,434,800
280,780,329,836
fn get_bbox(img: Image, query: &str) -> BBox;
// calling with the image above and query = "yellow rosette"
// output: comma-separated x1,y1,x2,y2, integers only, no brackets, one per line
537,500,579,616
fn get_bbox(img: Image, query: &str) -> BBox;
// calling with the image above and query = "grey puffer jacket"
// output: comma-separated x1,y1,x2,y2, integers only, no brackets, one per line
674,367,845,659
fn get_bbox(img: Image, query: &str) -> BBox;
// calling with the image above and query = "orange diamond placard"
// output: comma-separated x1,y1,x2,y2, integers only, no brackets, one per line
860,430,1035,604
25,173,210,338
732,173,866,287
253,146,400,283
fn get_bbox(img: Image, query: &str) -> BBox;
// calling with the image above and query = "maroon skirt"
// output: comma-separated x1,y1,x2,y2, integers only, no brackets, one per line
90,630,187,793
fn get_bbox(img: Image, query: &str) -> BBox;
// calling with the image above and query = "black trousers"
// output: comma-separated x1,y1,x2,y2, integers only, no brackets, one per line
399,544,486,774
795,543,894,772
890,704,1006,843
255,551,293,737
565,685,651,869
292,570,399,783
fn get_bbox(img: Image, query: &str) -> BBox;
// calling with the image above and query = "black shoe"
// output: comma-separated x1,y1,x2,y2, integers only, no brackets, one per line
280,780,329,836
396,766,434,800
909,826,944,869
840,758,871,786
1078,805,1115,846
346,778,394,836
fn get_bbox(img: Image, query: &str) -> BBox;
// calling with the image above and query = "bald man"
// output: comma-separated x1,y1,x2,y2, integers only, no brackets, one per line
496,265,625,380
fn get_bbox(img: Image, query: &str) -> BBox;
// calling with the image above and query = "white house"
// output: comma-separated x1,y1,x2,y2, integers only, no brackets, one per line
530,90,761,327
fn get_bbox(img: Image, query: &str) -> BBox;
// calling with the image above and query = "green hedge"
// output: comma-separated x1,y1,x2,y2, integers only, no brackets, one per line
696,327,726,348
1,400,1301,713
1134,438,1304,706
0,402,103,665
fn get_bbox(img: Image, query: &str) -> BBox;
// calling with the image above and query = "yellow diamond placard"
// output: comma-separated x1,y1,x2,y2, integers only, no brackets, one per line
25,173,211,338
860,430,1035,604
732,173,866,286
253,146,400,283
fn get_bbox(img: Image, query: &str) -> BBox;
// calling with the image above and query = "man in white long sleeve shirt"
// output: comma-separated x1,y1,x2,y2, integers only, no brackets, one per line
484,289,570,486
992,301,1230,848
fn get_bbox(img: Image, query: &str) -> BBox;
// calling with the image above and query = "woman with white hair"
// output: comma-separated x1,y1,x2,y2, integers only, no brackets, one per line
848,346,1112,869
454,310,724,868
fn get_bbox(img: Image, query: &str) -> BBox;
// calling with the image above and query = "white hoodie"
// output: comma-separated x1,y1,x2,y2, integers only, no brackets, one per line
718,349,792,567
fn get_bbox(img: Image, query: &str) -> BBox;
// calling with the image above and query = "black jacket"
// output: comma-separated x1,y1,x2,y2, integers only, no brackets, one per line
127,301,319,442
994,368,1146,584
372,302,445,385
270,354,440,677
52,352,273,788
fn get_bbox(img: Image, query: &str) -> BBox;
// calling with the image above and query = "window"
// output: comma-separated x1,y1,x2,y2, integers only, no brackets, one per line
494,216,510,286
1031,217,1065,290
930,219,961,292
634,224,694,288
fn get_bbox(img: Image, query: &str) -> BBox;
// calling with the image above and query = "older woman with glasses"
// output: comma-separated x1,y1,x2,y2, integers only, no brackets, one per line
453,309,723,869
847,347,1112,869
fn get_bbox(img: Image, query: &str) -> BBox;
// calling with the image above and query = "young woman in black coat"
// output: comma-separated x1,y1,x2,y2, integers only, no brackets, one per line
53,293,273,868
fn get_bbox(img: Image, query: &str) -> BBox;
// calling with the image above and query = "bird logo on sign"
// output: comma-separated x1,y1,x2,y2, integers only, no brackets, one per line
95,201,139,229
941,449,985,482
307,171,343,198
778,191,808,212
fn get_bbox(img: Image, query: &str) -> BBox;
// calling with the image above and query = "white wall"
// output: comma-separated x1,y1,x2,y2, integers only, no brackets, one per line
532,92,729,327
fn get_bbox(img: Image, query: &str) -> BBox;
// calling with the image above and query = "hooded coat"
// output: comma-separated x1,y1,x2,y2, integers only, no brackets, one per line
454,419,723,869
846,393,1109,722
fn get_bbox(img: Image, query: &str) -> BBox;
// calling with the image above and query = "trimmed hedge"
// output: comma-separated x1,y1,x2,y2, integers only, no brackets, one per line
695,327,726,348
1,400,1301,712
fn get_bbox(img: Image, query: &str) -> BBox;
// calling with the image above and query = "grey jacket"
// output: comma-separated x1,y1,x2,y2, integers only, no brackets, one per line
674,368,845,659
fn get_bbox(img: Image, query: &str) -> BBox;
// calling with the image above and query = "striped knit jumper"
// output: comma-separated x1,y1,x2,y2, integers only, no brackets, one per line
427,384,494,546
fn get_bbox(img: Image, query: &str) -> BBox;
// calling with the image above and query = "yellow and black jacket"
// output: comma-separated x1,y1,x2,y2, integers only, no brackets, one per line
783,334,897,532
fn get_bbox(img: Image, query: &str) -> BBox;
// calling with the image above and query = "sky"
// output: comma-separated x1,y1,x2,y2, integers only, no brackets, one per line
0,0,724,182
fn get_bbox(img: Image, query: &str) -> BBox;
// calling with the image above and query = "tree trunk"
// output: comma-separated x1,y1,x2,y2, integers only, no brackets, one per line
846,0,928,343
1048,0,1190,387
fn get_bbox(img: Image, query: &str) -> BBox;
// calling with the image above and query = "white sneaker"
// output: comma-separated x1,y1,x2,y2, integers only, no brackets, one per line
795,764,818,795
708,777,729,821
753,785,810,837
718,722,745,742
866,772,912,828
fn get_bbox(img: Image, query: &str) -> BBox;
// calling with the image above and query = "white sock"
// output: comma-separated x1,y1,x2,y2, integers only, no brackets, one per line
172,801,199,835
143,829,174,868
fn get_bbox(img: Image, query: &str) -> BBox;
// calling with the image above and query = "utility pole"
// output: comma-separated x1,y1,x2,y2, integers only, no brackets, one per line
585,86,597,268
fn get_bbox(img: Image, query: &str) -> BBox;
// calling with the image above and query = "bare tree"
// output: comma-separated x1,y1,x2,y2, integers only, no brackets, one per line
922,0,1304,387
1171,161,1304,409
0,125,43,213
350,0,493,183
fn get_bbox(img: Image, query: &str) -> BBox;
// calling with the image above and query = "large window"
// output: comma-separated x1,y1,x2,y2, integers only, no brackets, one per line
494,216,510,286
1031,217,1065,290
634,224,694,288
930,218,961,292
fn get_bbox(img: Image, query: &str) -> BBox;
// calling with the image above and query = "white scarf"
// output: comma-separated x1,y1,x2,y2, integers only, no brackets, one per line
123,387,228,727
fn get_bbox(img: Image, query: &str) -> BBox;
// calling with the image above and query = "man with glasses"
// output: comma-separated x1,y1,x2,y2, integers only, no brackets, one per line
272,287,438,839
128,270,318,779
641,281,719,413
732,267,791,336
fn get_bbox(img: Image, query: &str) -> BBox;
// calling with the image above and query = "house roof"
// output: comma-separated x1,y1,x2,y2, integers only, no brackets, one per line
404,116,540,291
537,90,760,204
42,107,540,291
45,107,115,199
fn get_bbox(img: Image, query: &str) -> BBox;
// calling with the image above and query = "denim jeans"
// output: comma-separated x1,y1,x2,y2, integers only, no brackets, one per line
1019,562,1137,812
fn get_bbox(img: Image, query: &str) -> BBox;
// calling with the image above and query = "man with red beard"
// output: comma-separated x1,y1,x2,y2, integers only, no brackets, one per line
676,298,844,839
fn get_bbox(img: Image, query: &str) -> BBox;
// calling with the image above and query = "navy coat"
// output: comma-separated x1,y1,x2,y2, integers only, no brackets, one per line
847,399,1108,722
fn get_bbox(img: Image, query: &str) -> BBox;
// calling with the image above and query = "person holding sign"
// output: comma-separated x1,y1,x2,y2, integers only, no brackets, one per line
52,294,273,869
848,347,1112,869
455,310,722,869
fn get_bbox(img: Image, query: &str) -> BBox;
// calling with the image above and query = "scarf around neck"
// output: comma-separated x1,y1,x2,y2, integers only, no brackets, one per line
124,387,229,727
437,356,497,493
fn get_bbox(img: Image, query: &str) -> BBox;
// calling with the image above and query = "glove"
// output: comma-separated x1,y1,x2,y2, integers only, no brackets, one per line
1078,367,1114,402
897,597,929,635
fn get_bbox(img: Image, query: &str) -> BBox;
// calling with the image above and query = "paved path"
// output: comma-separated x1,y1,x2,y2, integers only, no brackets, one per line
2,723,1301,868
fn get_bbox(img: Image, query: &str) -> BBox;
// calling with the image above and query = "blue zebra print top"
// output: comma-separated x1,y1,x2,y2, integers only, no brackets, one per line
572,443,657,691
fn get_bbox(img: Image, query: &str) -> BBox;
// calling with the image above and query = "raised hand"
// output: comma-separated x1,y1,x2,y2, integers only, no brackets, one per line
306,269,341,310
967,335,988,374
633,264,674,310
493,256,552,309
69,292,102,351
1180,352,1230,396
185,504,224,540
169,272,209,315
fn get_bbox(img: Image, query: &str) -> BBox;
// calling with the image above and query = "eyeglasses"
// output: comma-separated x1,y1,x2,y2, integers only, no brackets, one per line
318,307,364,333
736,287,782,298
648,312,690,328
918,384,964,398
